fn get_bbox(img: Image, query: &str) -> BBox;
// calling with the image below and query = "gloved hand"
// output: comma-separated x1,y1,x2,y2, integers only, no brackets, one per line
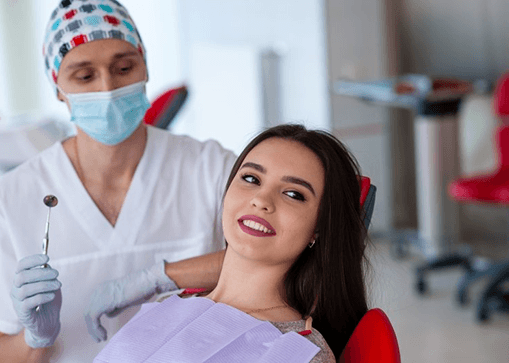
84,260,178,342
10,254,62,348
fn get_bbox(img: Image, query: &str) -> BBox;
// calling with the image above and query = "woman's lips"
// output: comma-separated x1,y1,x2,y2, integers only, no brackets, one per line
238,215,276,237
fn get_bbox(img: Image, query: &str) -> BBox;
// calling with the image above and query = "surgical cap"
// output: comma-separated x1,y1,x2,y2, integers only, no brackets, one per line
43,0,147,89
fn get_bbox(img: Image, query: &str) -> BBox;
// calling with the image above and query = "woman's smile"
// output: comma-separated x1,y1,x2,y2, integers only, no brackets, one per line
238,215,276,237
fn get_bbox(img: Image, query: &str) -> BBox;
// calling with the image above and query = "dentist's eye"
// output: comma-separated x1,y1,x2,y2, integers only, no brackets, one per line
74,69,94,82
241,174,260,185
284,190,306,201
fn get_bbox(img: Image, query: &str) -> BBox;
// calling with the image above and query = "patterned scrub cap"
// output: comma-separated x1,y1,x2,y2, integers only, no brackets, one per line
43,0,147,90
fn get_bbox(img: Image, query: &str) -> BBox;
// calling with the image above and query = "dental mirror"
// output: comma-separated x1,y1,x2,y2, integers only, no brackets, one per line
42,195,58,261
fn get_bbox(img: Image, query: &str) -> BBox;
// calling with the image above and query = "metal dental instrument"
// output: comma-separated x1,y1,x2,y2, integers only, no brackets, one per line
42,195,58,267
36,195,58,312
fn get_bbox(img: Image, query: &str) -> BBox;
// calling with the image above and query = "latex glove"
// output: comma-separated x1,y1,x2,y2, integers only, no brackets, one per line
10,254,62,348
84,260,178,342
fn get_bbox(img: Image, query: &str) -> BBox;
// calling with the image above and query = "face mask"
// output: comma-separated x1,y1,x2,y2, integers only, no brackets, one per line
58,81,151,146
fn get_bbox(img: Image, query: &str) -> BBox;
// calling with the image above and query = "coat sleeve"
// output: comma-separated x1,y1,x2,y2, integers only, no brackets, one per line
0,196,23,335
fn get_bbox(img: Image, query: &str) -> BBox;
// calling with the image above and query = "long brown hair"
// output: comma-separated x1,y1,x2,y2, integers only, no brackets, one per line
223,124,368,358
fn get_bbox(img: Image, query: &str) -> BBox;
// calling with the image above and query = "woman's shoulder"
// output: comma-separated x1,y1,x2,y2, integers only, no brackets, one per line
271,320,336,363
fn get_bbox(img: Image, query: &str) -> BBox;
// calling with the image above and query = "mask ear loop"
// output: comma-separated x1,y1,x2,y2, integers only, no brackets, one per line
56,85,68,101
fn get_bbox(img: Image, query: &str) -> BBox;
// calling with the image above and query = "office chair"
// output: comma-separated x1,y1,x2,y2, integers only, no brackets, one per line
338,177,401,363
144,85,188,129
447,73,509,321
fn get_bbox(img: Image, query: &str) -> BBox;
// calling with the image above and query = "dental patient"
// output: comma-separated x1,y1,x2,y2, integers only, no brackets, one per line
94,124,369,363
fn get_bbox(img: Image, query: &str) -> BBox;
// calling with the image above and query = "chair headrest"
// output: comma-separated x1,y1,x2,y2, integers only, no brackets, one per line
494,73,509,118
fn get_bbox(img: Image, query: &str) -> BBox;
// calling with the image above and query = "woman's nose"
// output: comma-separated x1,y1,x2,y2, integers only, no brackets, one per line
250,191,275,212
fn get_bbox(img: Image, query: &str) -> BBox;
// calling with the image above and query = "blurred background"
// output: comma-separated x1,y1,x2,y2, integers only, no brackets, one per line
1,0,509,361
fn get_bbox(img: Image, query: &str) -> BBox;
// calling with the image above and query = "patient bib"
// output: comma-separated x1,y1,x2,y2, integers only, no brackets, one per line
94,295,320,363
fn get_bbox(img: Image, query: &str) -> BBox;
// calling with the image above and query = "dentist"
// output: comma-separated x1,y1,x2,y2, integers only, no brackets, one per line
0,1,234,362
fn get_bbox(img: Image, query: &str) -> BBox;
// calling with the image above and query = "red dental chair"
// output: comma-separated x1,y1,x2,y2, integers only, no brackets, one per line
339,177,401,363
339,308,401,363
448,73,509,321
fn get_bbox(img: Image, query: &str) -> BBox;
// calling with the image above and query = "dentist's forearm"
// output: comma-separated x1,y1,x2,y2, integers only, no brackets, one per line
0,331,49,363
164,250,225,291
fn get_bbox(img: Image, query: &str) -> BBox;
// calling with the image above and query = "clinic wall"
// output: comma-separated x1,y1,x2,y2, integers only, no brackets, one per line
175,0,330,131
326,0,398,233
0,0,45,119
399,0,509,81
398,0,509,242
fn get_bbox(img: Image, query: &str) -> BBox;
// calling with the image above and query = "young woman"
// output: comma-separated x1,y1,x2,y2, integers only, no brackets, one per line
95,124,369,362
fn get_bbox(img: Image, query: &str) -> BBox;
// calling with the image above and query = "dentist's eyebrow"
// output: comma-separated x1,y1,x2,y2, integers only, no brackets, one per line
63,61,93,71
63,51,139,71
240,162,315,196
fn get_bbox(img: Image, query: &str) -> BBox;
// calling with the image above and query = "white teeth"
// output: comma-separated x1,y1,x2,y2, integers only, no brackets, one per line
242,220,273,234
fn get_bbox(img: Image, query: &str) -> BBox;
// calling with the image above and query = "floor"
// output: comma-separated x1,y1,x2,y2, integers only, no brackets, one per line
367,238,509,363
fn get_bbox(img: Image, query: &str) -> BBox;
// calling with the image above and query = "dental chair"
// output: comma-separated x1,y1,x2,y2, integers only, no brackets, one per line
339,309,401,363
144,85,188,129
448,74,509,322
339,177,401,363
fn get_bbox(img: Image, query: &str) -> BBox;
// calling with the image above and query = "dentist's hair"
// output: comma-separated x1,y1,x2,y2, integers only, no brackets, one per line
223,124,368,358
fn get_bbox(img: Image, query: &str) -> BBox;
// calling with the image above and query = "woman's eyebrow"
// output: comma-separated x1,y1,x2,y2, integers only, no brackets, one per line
240,162,315,196
282,176,315,196
240,162,266,173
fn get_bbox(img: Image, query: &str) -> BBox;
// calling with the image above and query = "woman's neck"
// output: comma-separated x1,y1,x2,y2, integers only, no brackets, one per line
206,249,302,322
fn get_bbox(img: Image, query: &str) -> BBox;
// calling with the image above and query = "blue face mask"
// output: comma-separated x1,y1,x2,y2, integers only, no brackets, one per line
58,81,151,146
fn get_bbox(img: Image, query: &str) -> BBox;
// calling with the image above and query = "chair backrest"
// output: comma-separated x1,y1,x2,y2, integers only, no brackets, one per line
494,73,509,119
359,176,376,230
338,178,400,363
339,308,401,363
493,74,509,170
144,86,188,129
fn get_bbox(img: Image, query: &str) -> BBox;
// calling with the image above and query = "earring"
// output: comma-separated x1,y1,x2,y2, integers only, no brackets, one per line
308,233,318,248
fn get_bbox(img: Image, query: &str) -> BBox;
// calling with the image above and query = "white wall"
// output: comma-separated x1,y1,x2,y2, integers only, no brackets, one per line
0,0,48,120
173,0,330,134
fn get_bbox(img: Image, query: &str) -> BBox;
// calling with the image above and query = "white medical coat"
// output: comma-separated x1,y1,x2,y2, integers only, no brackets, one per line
0,126,237,362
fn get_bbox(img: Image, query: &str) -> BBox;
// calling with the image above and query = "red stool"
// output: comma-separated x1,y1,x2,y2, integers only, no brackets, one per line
448,74,509,321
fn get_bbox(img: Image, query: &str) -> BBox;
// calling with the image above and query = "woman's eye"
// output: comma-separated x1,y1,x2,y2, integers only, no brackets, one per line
284,190,306,201
241,174,260,185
